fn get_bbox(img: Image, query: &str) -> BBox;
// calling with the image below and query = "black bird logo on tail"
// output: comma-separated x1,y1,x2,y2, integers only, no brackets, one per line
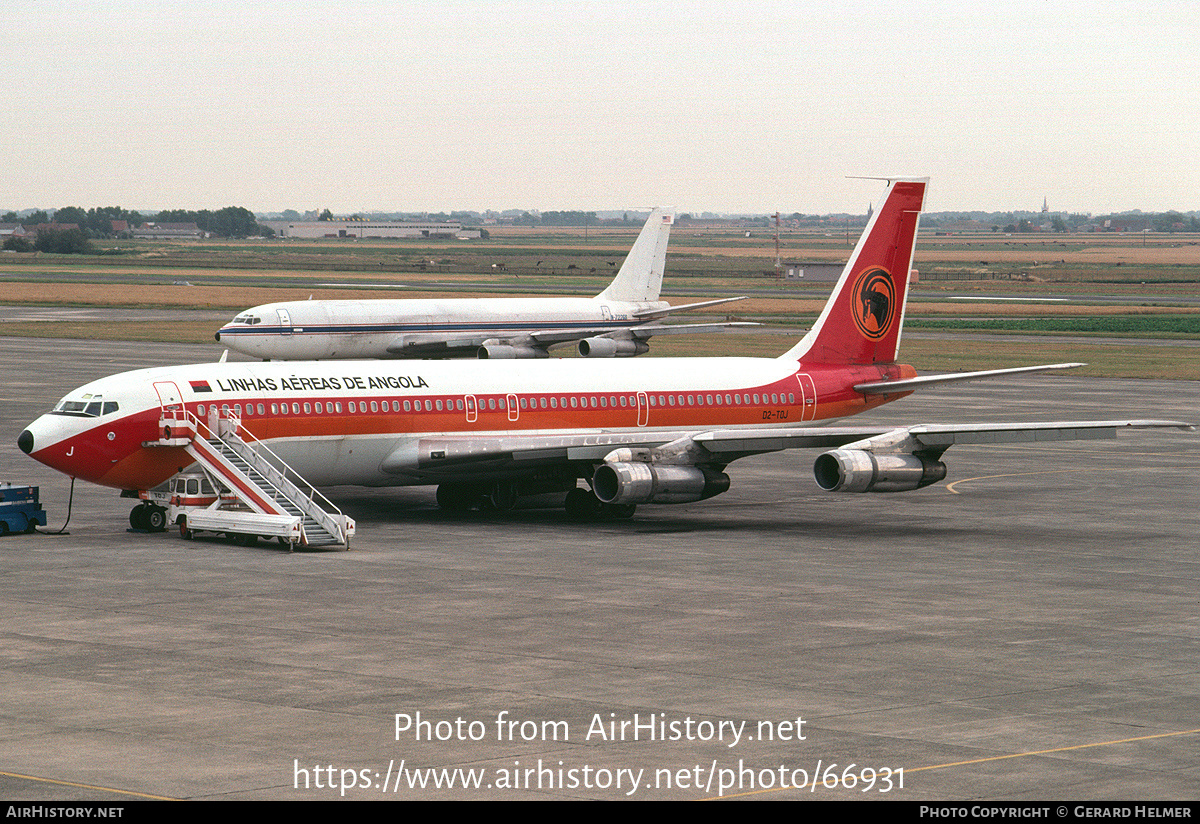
851,268,896,341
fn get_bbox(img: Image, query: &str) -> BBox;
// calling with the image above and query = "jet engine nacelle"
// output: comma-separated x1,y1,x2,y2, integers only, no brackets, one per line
813,449,947,493
577,337,650,358
477,344,548,359
592,462,731,505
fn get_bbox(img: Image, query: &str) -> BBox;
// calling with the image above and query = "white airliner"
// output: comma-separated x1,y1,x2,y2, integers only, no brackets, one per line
215,208,749,360
19,178,1191,526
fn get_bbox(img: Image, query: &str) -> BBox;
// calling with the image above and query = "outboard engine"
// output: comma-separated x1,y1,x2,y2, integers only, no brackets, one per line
813,449,946,493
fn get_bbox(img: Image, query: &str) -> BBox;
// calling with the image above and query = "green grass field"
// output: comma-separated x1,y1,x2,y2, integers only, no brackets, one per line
2,229,1197,380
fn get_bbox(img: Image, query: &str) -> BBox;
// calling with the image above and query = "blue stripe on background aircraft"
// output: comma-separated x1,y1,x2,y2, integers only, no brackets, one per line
214,208,751,361
19,178,1191,522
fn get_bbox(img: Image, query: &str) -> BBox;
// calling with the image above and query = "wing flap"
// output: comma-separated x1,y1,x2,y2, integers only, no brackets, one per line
906,419,1191,448
385,335,489,356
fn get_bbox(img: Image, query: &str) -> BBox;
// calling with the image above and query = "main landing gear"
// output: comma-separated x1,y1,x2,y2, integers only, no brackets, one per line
129,503,167,532
434,481,636,521
435,480,525,513
564,488,636,522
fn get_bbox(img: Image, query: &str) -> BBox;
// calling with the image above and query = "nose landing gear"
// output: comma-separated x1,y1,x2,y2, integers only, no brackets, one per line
129,503,167,532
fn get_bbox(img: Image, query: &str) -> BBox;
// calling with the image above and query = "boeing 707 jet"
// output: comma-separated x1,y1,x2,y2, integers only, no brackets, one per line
215,209,748,360
20,178,1191,531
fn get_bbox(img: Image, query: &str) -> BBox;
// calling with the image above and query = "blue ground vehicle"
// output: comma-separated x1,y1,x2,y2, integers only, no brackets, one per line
0,484,47,535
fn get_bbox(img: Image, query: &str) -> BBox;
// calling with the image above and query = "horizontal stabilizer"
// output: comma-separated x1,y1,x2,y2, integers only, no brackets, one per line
854,363,1085,395
627,321,759,339
632,296,747,318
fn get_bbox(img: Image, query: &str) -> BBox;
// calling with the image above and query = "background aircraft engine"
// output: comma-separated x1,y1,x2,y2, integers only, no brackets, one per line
592,462,730,505
476,344,548,359
577,337,650,358
813,449,947,493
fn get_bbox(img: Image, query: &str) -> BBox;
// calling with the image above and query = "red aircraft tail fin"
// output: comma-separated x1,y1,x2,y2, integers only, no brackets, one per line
781,178,927,365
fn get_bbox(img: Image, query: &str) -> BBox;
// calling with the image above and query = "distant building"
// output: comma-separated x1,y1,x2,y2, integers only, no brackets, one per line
1102,217,1151,233
262,220,468,239
133,222,204,238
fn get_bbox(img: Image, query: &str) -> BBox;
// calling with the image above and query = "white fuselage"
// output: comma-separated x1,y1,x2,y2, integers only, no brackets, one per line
20,354,900,493
215,297,670,359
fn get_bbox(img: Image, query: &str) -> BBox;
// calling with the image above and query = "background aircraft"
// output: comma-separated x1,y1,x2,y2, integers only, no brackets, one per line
215,208,749,361
20,179,1190,529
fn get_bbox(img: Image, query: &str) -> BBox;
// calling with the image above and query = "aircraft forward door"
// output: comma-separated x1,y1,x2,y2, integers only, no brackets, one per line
152,381,183,413
152,381,186,440
277,308,293,336
796,373,817,422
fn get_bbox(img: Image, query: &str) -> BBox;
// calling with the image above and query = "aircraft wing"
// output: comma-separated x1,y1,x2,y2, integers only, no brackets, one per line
631,296,748,318
380,419,1192,483
692,419,1193,458
383,321,759,358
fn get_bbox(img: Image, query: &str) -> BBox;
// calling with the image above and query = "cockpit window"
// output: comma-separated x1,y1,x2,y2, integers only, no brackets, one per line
50,396,119,418
232,314,262,325
51,400,93,416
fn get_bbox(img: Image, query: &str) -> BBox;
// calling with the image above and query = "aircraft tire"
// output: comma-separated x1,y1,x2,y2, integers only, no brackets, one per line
146,506,167,532
565,487,603,521
179,519,193,540
488,480,519,512
130,506,147,530
436,483,476,513
603,503,637,520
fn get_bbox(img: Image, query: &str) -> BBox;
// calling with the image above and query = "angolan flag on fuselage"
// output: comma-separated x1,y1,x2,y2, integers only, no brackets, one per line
189,380,213,393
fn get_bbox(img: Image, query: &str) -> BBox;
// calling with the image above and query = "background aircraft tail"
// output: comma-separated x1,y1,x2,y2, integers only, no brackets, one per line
596,208,674,303
780,178,927,365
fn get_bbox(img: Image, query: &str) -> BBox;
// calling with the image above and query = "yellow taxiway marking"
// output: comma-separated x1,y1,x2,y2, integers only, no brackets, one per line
710,726,1200,800
0,769,177,801
945,467,1102,494
945,445,1200,493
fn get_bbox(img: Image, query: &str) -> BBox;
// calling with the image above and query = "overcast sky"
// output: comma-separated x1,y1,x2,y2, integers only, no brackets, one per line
5,0,1197,216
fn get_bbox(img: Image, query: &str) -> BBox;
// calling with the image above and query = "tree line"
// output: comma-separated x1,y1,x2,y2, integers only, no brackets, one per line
2,205,271,241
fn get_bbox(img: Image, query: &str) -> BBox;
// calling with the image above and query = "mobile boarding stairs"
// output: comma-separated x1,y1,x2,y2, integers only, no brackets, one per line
146,409,354,550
